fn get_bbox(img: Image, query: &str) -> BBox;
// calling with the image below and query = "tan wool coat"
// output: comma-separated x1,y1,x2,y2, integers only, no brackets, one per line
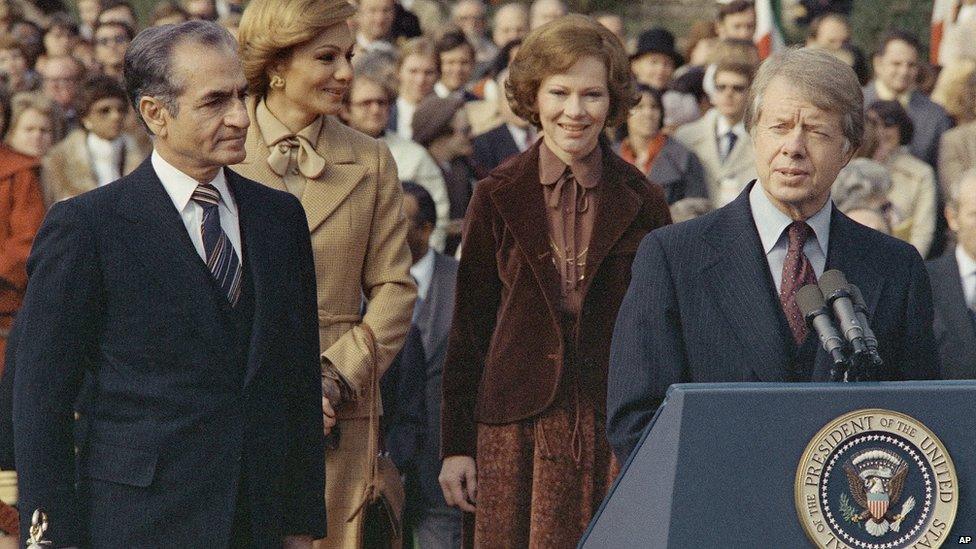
233,97,416,548
40,128,146,205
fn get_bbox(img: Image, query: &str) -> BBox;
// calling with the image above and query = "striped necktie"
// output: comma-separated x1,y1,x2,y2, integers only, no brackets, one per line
192,184,242,306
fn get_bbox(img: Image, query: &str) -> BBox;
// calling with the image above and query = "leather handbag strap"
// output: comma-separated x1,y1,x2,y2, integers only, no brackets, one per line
347,322,380,522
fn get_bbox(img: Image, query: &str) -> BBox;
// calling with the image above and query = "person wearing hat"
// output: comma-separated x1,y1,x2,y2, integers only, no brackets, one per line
630,27,683,91
412,94,482,256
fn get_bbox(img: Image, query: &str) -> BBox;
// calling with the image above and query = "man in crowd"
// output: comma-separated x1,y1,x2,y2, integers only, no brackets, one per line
715,0,757,41
864,30,953,169
96,0,139,30
341,73,450,252
927,171,976,378
491,2,528,50
433,29,477,101
13,21,324,547
608,48,938,461
355,0,397,55
471,69,534,174
37,55,83,129
385,182,461,549
631,27,683,91
92,19,133,80
674,60,757,206
529,0,566,30
805,12,851,51
450,0,496,68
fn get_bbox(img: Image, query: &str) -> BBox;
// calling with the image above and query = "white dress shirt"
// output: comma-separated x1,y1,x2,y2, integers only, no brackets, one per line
750,182,831,295
396,97,417,140
507,123,532,152
410,248,436,302
87,132,125,187
151,150,242,263
957,245,976,310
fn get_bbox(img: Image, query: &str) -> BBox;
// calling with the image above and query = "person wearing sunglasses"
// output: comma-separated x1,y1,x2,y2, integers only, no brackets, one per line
92,20,133,81
674,59,758,206
42,74,146,204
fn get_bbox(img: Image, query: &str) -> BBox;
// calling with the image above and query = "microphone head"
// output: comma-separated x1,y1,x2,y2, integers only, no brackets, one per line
849,284,867,309
796,284,827,319
818,269,851,300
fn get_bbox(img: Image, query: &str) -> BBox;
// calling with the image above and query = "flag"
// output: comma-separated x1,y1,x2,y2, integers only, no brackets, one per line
932,0,960,65
755,0,786,59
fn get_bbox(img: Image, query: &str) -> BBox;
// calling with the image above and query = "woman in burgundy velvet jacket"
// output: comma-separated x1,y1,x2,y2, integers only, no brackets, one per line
438,15,673,548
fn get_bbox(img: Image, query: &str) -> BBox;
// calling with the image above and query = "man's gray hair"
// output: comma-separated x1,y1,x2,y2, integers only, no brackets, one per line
831,158,891,212
744,47,864,153
123,20,237,130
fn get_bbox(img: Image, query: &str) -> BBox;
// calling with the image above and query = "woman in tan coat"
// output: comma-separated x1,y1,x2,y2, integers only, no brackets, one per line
236,1,416,546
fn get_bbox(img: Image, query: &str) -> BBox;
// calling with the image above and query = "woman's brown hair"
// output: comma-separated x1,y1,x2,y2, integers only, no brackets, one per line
505,14,636,128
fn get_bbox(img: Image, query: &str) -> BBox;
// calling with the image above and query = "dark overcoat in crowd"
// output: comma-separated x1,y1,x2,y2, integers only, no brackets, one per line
608,181,941,461
440,139,672,458
12,160,325,546
471,123,521,174
927,253,976,378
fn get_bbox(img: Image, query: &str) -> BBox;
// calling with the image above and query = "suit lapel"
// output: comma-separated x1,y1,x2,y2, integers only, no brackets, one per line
490,145,563,324
116,159,232,360
300,117,367,233
936,255,976,366
420,254,455,362
700,184,792,381
579,151,641,299
226,171,276,387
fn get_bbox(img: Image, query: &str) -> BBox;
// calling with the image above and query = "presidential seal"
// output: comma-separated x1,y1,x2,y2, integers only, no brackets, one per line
795,409,958,549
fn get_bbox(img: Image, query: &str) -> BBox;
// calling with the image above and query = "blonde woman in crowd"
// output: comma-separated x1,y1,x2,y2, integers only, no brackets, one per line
439,15,671,547
236,0,416,546
4,92,58,159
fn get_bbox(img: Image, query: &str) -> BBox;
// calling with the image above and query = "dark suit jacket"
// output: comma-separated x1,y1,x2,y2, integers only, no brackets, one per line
380,252,458,508
864,83,954,169
927,253,976,378
471,123,521,175
607,181,940,461
12,159,325,547
441,140,672,457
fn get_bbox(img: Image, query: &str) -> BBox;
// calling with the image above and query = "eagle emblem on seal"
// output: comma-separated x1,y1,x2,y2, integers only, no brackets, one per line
841,448,916,537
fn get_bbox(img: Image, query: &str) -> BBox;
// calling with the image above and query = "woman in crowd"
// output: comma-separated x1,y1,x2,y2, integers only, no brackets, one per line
439,15,671,547
392,37,439,139
42,74,145,204
618,84,707,204
237,1,416,546
865,100,937,257
0,85,46,548
0,37,37,94
833,157,896,235
4,92,58,159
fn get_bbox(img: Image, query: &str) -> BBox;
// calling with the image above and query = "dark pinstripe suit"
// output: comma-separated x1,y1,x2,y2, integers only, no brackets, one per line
606,181,940,461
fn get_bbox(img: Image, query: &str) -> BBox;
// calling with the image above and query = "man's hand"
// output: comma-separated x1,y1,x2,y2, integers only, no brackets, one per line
439,455,477,513
282,534,314,549
322,396,337,435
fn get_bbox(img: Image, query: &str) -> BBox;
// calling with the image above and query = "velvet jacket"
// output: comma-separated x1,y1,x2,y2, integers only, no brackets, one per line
440,139,672,458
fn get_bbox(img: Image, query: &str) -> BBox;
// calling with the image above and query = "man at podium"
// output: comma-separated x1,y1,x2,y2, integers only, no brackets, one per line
606,47,939,462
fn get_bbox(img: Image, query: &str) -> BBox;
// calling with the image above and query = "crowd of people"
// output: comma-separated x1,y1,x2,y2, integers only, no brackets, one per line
0,0,974,547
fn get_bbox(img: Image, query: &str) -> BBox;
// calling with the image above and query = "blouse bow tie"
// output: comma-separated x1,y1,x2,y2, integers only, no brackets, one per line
543,168,593,213
266,135,326,179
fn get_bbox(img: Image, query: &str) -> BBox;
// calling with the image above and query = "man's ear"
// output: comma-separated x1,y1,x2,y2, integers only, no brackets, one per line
139,96,168,137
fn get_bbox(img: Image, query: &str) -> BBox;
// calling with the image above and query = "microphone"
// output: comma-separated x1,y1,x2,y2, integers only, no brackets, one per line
849,284,884,373
795,284,848,381
818,270,869,357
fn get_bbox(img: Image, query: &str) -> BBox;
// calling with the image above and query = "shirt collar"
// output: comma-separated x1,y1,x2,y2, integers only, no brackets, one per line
749,181,831,256
86,132,124,157
957,244,976,278
873,80,912,108
409,248,436,301
715,114,745,138
256,98,323,147
151,149,237,216
538,138,602,189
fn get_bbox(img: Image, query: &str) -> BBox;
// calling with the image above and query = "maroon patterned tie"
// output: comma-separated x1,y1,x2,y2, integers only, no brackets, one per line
780,221,818,344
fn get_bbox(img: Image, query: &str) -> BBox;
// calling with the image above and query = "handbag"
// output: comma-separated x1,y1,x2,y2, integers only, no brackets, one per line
347,323,404,549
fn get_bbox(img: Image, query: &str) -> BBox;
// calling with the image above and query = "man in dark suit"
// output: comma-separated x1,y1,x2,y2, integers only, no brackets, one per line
12,21,324,548
608,48,939,462
380,182,461,549
863,30,953,170
927,171,976,378
471,69,534,174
